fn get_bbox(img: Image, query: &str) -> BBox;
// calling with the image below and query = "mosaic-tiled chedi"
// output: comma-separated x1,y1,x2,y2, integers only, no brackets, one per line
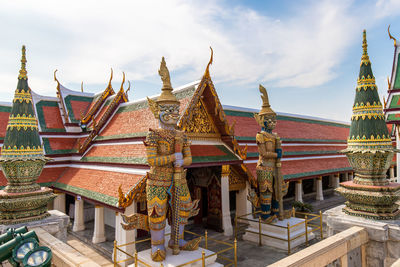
0,46,55,224
337,30,400,220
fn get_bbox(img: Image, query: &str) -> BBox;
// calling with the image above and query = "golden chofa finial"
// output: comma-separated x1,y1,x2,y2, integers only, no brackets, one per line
361,30,370,65
18,45,27,80
204,46,213,78
388,25,397,47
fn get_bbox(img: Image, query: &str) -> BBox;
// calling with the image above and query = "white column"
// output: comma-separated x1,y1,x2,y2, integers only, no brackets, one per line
397,130,400,183
221,166,233,236
236,182,252,218
92,206,106,243
114,204,136,267
295,180,303,203
316,176,324,201
390,166,395,181
53,192,66,214
349,172,354,181
333,174,340,188
343,173,349,182
72,198,85,232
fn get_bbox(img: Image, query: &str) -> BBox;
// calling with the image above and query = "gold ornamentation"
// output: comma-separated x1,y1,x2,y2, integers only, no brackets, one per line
182,100,217,134
147,97,160,119
204,46,213,78
18,45,27,80
388,25,397,47
1,145,43,156
258,84,275,117
157,57,179,104
6,114,38,131
360,30,370,66
13,89,32,103
229,167,246,191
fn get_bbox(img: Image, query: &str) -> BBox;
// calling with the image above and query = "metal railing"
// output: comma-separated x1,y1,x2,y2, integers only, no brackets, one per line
234,208,323,254
113,230,237,267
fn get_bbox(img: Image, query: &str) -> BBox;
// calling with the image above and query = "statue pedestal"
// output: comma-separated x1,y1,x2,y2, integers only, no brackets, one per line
242,217,315,251
131,246,222,267
0,210,69,243
324,205,400,267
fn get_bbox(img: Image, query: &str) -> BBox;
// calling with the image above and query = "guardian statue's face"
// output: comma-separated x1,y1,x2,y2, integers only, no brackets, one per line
262,115,276,131
158,103,180,126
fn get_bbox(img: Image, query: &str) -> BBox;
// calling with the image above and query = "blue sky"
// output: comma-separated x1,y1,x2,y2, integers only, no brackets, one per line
0,0,400,122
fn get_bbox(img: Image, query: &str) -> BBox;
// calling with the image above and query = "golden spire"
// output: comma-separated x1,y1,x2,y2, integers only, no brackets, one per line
361,30,370,66
157,57,178,104
18,45,27,80
388,25,397,47
258,85,275,117
204,46,213,78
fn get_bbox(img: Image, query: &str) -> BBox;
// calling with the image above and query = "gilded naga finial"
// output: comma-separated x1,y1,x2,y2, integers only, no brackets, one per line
108,68,113,88
388,25,397,47
204,47,213,77
81,82,84,92
18,45,27,80
361,30,370,65
159,57,171,90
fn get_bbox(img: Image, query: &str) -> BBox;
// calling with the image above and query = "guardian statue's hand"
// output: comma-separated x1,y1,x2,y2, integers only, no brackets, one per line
174,152,183,161
174,159,184,167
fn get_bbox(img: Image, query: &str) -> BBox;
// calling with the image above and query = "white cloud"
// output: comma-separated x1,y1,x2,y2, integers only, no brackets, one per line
0,0,395,106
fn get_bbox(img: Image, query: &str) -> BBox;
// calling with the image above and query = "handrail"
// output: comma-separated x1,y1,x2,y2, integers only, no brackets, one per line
268,226,368,267
235,209,324,255
113,230,237,267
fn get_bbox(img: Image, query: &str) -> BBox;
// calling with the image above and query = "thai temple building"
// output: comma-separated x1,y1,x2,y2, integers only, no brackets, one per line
1,47,394,250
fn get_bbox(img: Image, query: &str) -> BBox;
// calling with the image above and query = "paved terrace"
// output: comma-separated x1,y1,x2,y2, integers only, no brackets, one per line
68,191,345,266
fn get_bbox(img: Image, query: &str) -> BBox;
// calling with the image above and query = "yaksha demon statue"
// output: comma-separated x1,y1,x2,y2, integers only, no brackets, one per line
122,57,200,262
248,85,289,223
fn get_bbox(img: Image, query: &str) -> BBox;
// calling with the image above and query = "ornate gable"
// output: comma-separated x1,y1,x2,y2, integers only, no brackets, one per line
181,98,219,138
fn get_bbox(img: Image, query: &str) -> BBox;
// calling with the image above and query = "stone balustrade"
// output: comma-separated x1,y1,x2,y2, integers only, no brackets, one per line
268,226,368,267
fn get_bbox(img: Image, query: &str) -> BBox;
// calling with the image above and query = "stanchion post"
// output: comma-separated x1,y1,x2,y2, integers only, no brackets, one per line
319,210,323,239
202,250,205,267
234,215,237,240
305,215,309,246
287,222,291,255
234,238,237,267
113,240,117,266
205,230,208,250
258,216,262,246
134,251,138,267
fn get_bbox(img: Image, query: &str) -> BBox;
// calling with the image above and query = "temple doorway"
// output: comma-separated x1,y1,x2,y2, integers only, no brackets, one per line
187,166,223,232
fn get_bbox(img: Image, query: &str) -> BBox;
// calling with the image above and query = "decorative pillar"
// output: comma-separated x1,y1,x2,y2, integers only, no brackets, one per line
221,165,233,236
390,166,395,181
72,198,85,232
329,174,334,188
397,131,400,184
114,204,136,267
53,192,66,214
236,181,252,218
316,176,324,201
349,172,354,181
295,180,303,202
92,205,106,244
333,174,340,188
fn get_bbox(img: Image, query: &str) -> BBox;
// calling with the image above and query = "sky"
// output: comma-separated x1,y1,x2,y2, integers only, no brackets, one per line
0,0,400,122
